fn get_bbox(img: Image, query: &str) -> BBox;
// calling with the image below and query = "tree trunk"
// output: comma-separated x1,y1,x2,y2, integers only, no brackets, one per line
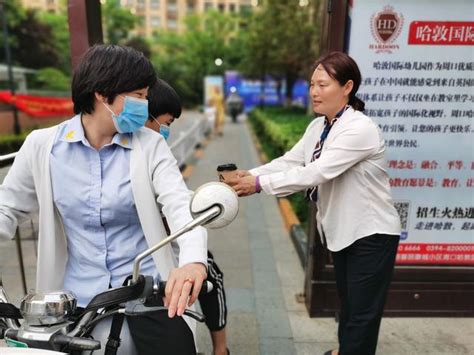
285,71,297,108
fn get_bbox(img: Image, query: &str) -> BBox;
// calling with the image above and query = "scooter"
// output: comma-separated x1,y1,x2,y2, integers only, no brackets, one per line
0,182,239,354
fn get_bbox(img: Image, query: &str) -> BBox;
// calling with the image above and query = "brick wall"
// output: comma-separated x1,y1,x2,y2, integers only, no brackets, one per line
0,111,67,135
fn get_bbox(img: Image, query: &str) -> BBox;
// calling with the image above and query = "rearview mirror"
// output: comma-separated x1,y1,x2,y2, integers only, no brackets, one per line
190,182,239,229
132,182,239,282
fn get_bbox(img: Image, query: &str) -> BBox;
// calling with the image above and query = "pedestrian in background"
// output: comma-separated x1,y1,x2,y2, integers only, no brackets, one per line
225,86,244,123
208,86,225,136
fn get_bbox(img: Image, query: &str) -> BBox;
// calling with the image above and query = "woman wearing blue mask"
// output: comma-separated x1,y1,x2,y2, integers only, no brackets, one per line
0,45,207,354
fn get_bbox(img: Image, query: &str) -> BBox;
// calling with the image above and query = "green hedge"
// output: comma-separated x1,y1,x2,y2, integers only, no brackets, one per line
0,122,55,157
0,133,27,154
0,133,27,167
248,107,313,229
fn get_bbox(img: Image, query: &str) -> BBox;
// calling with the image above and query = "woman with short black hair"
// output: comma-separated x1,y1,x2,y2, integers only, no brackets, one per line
0,44,207,354
71,44,157,115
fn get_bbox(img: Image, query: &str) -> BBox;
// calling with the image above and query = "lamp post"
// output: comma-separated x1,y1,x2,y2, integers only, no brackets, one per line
0,0,21,135
214,57,223,67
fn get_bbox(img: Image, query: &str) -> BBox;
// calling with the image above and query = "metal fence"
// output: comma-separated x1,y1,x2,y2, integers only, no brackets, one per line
0,152,17,163
169,115,210,167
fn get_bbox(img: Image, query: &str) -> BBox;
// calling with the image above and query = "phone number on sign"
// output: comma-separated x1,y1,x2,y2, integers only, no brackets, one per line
398,243,474,253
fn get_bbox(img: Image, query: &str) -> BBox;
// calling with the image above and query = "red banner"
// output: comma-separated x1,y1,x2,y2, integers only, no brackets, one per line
408,21,474,45
0,91,73,118
396,243,474,265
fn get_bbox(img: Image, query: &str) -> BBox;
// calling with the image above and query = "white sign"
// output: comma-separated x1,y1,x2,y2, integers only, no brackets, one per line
348,0,474,265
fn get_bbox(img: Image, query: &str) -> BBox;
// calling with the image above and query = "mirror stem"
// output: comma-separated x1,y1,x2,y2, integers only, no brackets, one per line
131,205,221,283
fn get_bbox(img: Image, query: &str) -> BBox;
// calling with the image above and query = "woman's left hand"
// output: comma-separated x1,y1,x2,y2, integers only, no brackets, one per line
227,175,257,196
164,263,207,318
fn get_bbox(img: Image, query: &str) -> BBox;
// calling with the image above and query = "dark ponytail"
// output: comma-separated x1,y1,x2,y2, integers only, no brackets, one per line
349,95,365,112
313,52,366,112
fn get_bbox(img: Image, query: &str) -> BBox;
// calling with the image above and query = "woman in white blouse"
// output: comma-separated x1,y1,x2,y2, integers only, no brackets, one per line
229,52,401,355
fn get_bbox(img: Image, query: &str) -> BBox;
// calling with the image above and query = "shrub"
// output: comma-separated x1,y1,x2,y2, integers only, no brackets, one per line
248,107,313,229
32,67,71,92
0,133,28,167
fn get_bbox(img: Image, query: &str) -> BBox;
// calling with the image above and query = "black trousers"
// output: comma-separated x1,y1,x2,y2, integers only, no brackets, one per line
127,297,196,355
332,233,400,355
162,216,227,332
199,250,227,332
126,250,227,354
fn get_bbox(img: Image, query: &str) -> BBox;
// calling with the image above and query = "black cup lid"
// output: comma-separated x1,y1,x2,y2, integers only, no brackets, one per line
217,163,237,171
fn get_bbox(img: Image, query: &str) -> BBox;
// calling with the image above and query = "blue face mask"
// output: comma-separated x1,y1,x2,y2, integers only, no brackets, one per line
152,117,170,140
159,124,170,140
103,96,149,134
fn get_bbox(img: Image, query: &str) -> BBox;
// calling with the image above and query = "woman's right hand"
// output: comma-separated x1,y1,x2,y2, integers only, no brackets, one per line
235,170,250,178
227,175,257,197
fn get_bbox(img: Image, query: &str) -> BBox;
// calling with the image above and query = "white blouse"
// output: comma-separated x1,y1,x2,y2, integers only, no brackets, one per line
250,107,401,251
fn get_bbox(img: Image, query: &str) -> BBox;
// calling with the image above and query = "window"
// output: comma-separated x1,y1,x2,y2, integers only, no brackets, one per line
167,19,177,30
187,0,195,12
168,3,177,12
167,11,177,20
151,16,161,27
151,0,160,9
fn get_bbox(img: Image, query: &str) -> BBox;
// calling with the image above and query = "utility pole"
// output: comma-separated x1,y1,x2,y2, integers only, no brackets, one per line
0,0,21,135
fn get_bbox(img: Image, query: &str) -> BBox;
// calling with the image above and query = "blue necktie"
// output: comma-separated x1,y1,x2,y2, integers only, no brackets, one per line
305,106,348,202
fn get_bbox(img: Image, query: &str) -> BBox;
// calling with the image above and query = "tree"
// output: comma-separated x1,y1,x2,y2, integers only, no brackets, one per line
102,0,137,44
151,10,241,106
7,9,60,69
239,0,324,106
38,10,71,74
32,67,70,91
1,0,72,75
0,0,26,64
124,36,152,58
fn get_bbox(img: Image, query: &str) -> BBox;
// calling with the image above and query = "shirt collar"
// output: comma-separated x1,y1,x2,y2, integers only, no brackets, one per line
325,105,351,126
60,115,133,149
112,133,133,149
60,115,85,143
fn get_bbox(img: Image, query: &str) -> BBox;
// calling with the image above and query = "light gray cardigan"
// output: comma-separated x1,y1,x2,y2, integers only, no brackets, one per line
0,122,207,337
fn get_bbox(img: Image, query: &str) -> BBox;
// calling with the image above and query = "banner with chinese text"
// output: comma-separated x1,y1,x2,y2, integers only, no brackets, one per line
0,91,73,118
348,0,473,265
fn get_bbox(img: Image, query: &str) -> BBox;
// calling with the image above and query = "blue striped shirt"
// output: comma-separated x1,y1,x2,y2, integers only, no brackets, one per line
50,115,158,306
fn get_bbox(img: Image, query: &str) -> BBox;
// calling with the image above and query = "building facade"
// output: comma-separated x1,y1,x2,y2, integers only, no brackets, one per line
20,0,256,38
118,0,255,37
20,0,61,13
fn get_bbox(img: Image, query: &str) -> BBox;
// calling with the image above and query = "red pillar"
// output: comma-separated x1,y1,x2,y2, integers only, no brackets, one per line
67,0,103,71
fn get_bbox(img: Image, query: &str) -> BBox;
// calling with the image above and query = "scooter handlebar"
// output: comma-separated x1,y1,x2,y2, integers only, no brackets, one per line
2,329,100,352
50,333,101,351
154,280,214,297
